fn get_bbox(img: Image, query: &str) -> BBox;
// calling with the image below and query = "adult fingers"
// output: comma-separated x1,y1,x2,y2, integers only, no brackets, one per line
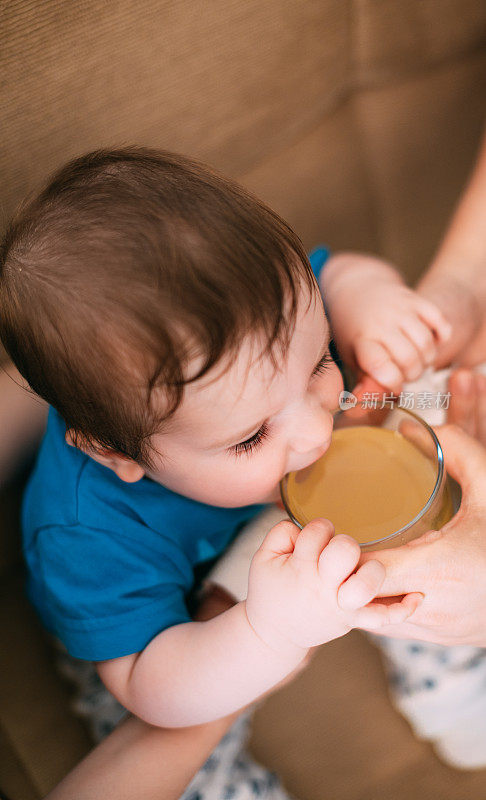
340,376,390,426
359,536,431,597
318,534,361,589
292,518,335,563
397,416,438,461
447,370,486,448
365,621,458,646
361,619,427,641
337,559,385,610
354,339,403,390
434,423,486,500
447,370,477,438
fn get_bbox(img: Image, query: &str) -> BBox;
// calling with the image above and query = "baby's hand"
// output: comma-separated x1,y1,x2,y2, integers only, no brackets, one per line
245,518,422,653
322,254,452,390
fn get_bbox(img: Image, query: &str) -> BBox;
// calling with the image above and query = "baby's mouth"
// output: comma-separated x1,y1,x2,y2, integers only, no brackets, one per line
271,438,332,508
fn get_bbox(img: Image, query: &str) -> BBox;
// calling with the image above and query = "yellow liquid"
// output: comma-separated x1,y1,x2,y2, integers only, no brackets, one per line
285,426,446,544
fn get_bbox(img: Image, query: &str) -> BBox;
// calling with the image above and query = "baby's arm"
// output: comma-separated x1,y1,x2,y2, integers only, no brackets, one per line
321,253,451,390
98,518,420,728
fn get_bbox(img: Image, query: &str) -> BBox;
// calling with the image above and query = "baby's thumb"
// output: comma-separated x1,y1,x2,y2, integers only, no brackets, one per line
352,592,424,630
258,519,300,558
337,559,385,611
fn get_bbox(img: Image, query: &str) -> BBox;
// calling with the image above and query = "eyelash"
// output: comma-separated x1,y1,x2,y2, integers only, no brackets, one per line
229,349,334,458
312,350,334,377
231,422,270,457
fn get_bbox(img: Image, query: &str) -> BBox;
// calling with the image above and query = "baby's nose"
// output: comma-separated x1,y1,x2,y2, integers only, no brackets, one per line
289,405,332,454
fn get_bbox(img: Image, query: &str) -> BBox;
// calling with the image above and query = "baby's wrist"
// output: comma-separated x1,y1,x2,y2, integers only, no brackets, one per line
243,600,309,664
321,252,402,301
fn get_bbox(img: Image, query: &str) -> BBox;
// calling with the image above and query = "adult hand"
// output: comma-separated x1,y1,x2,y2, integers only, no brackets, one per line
447,368,486,441
415,129,486,369
358,423,486,646
417,273,483,369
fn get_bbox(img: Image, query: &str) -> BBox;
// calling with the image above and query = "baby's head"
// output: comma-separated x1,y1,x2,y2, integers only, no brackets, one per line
0,148,342,506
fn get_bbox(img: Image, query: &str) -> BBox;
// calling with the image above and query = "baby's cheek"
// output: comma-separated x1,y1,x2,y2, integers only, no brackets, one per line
223,455,285,503
246,455,287,495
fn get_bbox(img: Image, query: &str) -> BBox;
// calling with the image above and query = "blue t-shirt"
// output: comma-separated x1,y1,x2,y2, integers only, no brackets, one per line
22,247,329,661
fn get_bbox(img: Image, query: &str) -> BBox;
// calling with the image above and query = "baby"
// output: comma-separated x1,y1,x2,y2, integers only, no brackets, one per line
0,149,449,736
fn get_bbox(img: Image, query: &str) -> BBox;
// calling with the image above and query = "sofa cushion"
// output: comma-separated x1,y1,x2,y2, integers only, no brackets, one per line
0,570,91,798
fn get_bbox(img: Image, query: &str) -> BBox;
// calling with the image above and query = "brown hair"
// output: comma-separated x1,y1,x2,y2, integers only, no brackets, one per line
0,147,316,467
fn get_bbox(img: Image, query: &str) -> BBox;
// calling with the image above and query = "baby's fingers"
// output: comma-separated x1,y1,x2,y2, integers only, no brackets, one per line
354,338,402,390
292,518,335,564
416,297,452,345
384,332,424,382
318,534,361,589
351,592,424,630
337,559,385,610
401,318,436,367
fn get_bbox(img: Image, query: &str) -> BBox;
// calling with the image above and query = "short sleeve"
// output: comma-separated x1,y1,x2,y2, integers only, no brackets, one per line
29,522,194,661
308,246,330,282
308,245,343,366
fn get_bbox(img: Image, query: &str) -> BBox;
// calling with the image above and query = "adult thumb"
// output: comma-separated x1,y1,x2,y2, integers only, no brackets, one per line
434,424,486,500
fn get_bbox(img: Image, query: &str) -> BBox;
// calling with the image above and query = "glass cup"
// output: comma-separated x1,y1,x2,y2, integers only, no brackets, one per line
280,404,455,551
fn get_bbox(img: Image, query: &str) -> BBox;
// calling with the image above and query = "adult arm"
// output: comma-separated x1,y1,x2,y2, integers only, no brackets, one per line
417,127,486,367
45,713,238,800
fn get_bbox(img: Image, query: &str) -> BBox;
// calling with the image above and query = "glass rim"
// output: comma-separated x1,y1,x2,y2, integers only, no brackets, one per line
279,406,445,549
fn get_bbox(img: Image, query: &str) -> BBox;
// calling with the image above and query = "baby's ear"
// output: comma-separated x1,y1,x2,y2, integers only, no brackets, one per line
65,429,145,483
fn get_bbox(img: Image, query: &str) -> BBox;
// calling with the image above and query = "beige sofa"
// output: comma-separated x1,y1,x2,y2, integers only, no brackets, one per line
1,2,486,798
